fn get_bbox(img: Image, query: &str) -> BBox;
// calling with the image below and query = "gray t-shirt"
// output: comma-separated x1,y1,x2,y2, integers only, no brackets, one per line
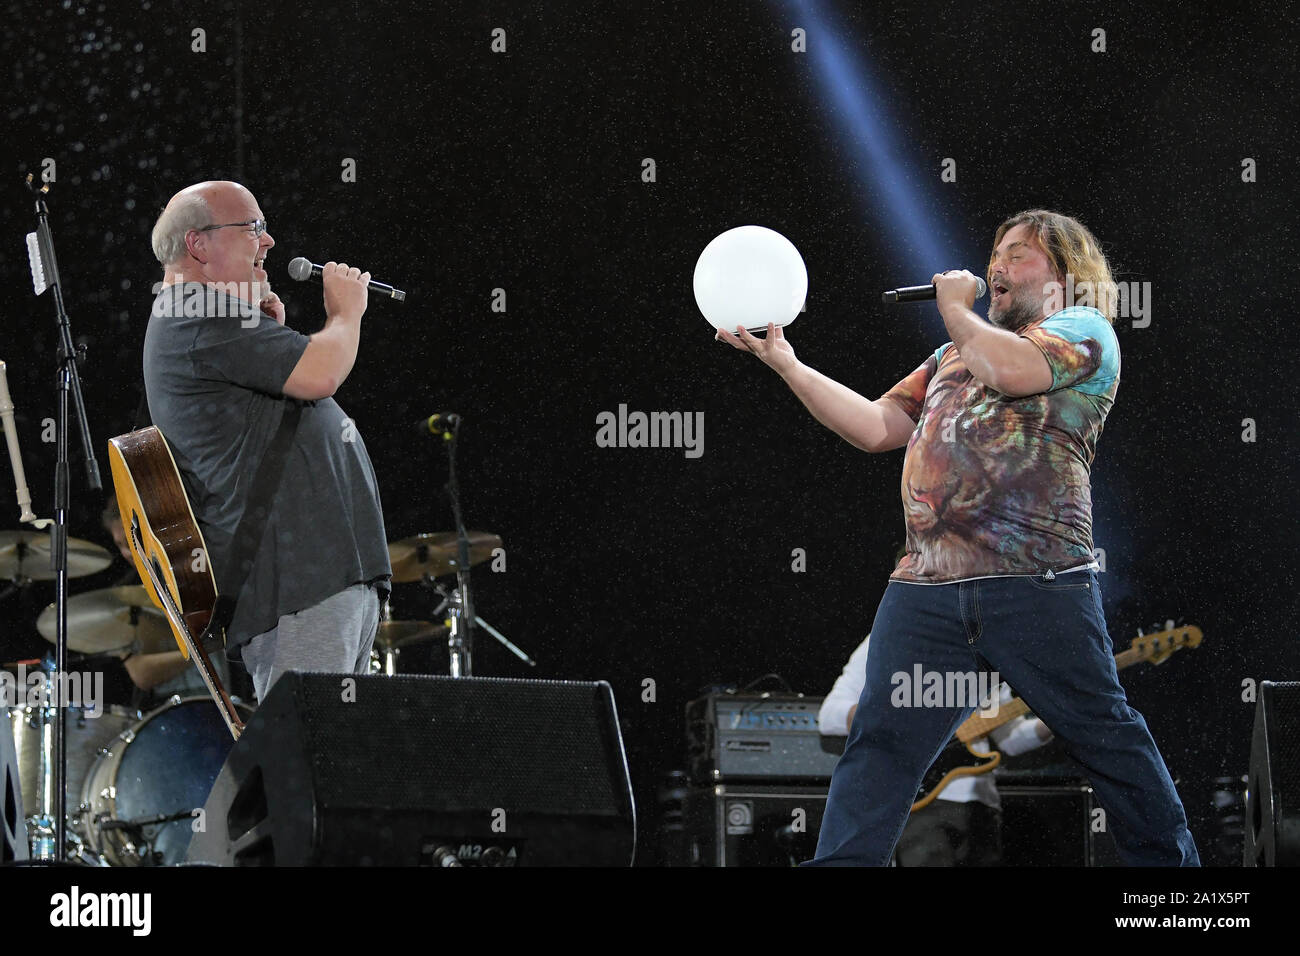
142,285,391,658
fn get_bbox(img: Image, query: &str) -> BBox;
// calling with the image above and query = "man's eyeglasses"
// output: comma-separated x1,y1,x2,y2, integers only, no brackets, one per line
195,218,268,238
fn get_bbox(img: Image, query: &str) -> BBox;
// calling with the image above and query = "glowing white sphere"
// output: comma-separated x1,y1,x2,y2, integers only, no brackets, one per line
693,225,808,332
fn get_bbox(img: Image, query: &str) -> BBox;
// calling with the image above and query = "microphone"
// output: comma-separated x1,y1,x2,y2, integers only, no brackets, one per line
0,361,38,524
287,257,407,302
882,275,987,304
415,412,461,440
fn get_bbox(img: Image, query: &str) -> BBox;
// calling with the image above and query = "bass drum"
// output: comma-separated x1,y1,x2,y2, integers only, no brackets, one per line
81,695,253,866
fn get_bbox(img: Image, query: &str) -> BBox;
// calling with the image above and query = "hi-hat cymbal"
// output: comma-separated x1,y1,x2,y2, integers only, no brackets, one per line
37,585,174,656
374,619,448,651
0,530,113,582
388,531,503,583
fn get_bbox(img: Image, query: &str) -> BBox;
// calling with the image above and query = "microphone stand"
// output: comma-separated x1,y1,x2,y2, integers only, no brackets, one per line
423,416,535,675
27,177,101,863
443,416,474,677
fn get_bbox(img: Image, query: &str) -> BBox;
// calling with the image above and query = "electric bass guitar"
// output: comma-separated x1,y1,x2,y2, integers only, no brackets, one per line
107,426,245,739
911,622,1203,811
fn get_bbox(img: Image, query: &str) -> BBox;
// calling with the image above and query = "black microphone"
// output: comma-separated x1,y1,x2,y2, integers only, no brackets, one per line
882,275,987,304
415,412,461,439
288,257,407,302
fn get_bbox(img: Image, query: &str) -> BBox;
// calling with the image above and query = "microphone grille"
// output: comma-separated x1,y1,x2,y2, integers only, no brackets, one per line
287,257,312,281
975,276,988,299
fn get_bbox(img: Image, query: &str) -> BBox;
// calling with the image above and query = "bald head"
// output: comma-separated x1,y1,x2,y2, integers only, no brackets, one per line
150,180,275,308
151,181,255,266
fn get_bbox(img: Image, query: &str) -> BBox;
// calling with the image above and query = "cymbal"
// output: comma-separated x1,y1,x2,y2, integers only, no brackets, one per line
388,531,503,583
37,585,175,656
0,529,113,581
374,619,448,651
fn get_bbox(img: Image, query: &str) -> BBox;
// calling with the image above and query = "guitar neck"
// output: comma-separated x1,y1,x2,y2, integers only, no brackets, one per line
131,525,245,740
1113,646,1146,669
955,697,1031,742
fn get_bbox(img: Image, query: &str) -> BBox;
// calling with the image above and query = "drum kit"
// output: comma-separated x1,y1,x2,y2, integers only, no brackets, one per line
377,529,533,676
6,684,255,866
2,529,236,865
2,518,529,866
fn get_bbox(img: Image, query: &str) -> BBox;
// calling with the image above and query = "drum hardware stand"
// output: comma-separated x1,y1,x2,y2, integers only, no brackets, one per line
25,176,103,864
442,415,474,677
422,577,536,670
377,599,400,676
12,655,106,865
22,661,59,862
421,414,535,675
0,551,39,603
95,809,193,864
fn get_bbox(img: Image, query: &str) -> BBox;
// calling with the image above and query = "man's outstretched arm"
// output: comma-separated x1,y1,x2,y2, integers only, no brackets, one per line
716,323,916,453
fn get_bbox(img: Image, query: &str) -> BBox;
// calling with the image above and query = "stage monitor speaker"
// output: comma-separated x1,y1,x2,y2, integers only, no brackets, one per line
2,713,27,863
1245,680,1300,866
187,673,635,866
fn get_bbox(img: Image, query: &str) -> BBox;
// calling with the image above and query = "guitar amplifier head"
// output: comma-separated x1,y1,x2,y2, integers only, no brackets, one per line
686,691,843,784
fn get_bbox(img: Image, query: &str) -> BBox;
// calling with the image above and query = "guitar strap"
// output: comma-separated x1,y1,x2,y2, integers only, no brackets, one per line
130,386,151,429
200,400,302,649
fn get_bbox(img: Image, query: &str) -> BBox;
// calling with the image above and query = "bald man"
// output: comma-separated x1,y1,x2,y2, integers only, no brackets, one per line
143,181,391,703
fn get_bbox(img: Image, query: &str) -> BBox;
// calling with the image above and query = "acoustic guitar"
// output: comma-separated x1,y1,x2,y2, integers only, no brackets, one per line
107,426,245,739
911,623,1203,811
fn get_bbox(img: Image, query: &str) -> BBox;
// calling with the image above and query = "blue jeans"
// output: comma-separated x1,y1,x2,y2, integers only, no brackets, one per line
807,570,1200,866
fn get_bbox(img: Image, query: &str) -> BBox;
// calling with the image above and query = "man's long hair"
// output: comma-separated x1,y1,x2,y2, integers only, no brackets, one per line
987,209,1118,324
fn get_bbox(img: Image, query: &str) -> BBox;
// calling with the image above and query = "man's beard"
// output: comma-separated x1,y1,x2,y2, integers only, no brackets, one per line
988,289,1040,331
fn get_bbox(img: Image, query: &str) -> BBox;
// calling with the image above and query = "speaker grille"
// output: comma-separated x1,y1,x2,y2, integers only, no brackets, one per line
292,674,624,816
1265,682,1300,804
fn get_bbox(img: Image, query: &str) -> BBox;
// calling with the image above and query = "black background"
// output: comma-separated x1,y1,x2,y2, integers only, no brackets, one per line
2,0,1297,865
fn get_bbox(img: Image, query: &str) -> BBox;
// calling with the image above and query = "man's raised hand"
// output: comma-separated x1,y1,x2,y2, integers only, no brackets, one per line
321,261,370,323
931,269,981,318
259,291,286,325
715,323,799,377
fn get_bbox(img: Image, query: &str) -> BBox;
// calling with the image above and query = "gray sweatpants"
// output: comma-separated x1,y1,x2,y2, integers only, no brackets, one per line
241,583,380,703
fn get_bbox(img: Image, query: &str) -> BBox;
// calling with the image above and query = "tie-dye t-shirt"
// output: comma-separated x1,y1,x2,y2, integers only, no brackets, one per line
880,306,1120,583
